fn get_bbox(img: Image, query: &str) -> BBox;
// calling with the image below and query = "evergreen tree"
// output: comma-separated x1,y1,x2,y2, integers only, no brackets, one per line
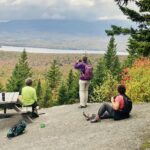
66,69,75,100
58,81,68,105
115,0,132,5
67,69,74,90
45,59,61,90
43,85,52,108
91,58,107,88
65,70,80,104
6,50,32,92
89,58,107,101
106,0,150,57
69,71,80,102
104,36,121,79
36,79,42,102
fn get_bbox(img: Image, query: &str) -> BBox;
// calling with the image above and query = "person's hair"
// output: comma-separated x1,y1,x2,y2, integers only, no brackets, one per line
25,78,32,86
117,84,126,95
82,56,88,63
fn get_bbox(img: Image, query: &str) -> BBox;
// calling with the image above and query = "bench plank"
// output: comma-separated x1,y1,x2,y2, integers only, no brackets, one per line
0,92,19,104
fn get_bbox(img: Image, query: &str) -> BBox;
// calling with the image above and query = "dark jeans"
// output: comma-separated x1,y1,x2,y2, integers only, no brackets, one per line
30,102,38,113
98,103,115,119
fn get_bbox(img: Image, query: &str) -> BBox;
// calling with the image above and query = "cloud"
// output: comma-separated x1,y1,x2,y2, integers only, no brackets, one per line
70,0,95,7
0,0,136,21
98,15,128,21
42,13,65,20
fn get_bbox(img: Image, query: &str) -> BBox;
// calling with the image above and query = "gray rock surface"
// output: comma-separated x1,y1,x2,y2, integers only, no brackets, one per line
0,103,150,150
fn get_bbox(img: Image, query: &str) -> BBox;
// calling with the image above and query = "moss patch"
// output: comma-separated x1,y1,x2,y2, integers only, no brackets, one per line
140,138,150,150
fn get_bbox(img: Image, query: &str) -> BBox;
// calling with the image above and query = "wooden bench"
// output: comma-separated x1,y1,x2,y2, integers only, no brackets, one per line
0,92,33,122
0,92,19,114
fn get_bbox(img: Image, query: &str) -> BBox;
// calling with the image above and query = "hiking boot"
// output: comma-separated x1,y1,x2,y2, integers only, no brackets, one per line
32,109,39,118
78,105,87,108
90,115,100,123
32,112,39,118
83,112,90,121
83,112,96,121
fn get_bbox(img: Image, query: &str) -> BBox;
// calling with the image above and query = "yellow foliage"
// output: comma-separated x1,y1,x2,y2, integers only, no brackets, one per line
122,57,150,102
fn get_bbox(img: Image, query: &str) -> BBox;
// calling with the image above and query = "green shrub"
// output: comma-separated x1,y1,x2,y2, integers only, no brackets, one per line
91,71,118,102
0,82,4,92
121,58,150,102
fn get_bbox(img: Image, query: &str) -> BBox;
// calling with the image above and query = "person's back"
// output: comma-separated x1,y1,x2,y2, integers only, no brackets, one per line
22,86,37,106
19,78,39,118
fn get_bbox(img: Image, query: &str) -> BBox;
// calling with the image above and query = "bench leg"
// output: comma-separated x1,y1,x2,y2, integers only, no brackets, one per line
14,105,22,112
4,107,6,114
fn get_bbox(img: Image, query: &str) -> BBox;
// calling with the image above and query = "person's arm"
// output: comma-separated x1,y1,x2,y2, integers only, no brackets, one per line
74,60,82,69
111,97,120,110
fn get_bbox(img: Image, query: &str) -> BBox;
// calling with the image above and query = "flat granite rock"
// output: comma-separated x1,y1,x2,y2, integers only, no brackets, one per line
0,103,150,150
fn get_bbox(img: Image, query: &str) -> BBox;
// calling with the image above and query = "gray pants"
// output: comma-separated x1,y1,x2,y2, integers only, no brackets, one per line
98,103,115,119
79,80,90,106
98,103,129,120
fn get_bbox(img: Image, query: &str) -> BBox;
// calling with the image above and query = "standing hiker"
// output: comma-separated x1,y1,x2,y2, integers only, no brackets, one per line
74,56,93,108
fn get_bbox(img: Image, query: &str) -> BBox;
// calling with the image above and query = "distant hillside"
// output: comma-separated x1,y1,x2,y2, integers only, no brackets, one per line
0,19,134,36
0,19,133,50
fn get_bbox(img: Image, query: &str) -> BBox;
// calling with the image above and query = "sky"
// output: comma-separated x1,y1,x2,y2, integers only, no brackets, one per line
0,0,137,21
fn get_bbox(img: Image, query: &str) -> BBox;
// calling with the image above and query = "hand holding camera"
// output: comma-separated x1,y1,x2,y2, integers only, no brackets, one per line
111,97,114,103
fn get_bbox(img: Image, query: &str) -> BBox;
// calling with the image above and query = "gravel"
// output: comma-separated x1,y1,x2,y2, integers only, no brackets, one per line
0,103,150,150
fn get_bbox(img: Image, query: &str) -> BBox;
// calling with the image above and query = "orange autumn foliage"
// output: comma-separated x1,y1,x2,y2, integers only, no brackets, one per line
121,57,150,102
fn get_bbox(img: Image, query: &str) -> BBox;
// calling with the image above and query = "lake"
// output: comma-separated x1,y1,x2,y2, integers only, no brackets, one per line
0,46,129,55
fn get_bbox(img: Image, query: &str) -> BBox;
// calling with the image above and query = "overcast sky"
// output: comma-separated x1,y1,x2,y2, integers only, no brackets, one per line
0,0,136,21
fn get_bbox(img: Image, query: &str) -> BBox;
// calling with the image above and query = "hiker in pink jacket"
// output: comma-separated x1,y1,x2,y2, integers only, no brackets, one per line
74,56,93,108
83,85,132,122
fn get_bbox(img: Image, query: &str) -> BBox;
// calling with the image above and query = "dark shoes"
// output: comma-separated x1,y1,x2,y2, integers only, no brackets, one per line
32,112,39,118
31,109,39,118
78,105,87,108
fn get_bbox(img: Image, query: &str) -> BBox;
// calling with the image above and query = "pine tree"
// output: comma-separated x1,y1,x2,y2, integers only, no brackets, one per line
115,0,132,5
89,58,107,101
66,69,75,100
36,79,42,102
69,71,80,102
43,85,52,108
45,59,61,90
104,36,121,79
58,81,68,105
67,69,74,90
91,58,107,87
106,0,150,57
6,50,32,92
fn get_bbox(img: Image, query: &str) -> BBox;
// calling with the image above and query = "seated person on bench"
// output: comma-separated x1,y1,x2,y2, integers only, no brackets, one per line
20,78,39,117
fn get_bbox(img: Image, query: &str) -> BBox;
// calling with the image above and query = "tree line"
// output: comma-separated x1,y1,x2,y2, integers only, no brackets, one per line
0,0,150,105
